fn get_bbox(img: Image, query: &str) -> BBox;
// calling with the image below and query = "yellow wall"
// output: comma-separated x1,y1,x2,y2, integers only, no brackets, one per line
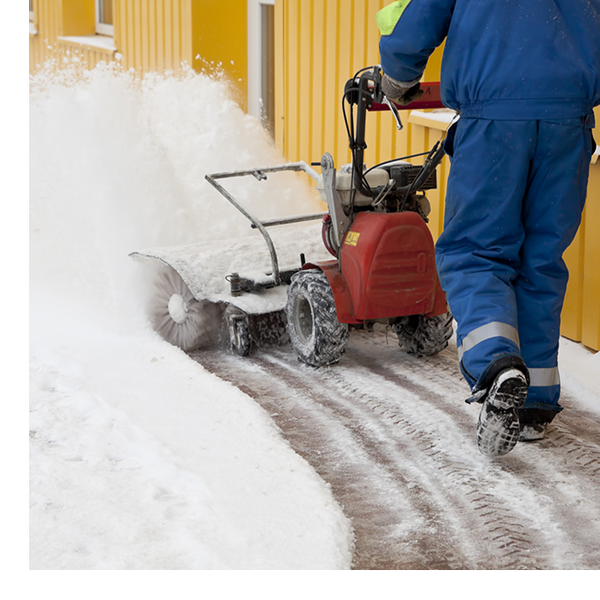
30,0,116,72
274,0,442,174
190,0,248,109
563,145,600,351
582,161,600,350
113,0,192,73
29,0,248,106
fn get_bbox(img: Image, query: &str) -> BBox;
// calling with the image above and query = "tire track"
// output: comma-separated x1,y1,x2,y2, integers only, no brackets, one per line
343,333,600,567
190,333,600,569
261,349,549,569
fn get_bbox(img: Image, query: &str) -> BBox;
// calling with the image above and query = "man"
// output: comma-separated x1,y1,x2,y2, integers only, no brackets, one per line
377,0,599,456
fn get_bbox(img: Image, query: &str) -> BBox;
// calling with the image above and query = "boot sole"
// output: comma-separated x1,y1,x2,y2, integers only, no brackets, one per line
477,369,528,457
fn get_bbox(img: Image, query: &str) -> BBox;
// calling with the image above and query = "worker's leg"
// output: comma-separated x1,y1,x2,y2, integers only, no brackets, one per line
516,117,594,425
435,118,536,391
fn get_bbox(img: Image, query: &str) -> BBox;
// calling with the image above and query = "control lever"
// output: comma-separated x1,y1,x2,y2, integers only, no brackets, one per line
383,96,403,131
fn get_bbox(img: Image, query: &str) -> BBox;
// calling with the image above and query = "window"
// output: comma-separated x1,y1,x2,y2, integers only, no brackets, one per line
95,0,113,36
248,0,276,135
29,0,37,35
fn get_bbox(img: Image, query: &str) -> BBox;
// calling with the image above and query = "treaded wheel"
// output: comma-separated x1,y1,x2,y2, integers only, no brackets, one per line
149,265,223,351
285,269,349,367
392,310,453,357
228,312,252,357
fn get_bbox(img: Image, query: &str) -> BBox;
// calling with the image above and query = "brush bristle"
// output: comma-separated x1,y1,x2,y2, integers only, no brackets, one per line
149,266,223,351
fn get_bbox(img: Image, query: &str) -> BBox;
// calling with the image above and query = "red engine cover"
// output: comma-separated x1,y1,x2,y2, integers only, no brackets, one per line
337,211,446,321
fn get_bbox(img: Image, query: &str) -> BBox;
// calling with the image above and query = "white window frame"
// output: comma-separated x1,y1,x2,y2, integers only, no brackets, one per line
247,0,275,125
29,0,37,35
95,0,114,37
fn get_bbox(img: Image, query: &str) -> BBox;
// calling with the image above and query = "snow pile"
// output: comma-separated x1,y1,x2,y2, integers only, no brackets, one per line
29,62,352,569
559,337,600,417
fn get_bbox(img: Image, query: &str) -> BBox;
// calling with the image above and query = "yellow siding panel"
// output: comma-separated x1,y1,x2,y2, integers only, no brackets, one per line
310,0,326,162
582,162,600,351
561,225,585,343
322,0,340,163
299,0,313,162
287,0,300,160
191,0,248,110
30,1,115,73
335,0,353,163
60,0,95,36
274,0,285,151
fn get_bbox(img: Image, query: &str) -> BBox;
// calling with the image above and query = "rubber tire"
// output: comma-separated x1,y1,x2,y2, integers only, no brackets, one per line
286,269,349,367
392,310,453,357
149,265,222,352
230,317,252,357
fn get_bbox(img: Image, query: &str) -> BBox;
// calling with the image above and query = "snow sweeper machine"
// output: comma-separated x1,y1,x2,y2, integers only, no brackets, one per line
131,66,454,367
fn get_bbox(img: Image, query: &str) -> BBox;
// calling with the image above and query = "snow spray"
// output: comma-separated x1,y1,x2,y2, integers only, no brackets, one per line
29,61,321,333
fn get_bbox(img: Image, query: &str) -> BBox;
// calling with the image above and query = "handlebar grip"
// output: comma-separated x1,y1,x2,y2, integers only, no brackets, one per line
371,82,443,111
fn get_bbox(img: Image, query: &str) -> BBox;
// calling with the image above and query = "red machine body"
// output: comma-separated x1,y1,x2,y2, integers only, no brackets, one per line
306,211,447,325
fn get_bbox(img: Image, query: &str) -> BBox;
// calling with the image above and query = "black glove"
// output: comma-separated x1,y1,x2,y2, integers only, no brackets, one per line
381,73,424,106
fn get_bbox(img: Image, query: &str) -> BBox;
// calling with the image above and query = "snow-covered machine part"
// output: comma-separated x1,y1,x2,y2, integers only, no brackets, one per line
130,221,333,315
131,160,335,353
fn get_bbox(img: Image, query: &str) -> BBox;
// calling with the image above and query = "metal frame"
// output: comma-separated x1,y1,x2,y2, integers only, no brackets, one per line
205,161,324,286
95,0,114,37
247,0,276,127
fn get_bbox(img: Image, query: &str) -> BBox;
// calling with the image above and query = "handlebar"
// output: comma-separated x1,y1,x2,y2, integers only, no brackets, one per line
369,82,443,111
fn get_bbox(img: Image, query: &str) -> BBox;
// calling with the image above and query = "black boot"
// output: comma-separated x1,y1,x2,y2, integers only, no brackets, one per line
519,406,562,441
477,368,529,457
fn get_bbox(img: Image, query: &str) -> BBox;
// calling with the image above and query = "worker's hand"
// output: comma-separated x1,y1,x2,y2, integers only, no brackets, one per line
381,73,424,106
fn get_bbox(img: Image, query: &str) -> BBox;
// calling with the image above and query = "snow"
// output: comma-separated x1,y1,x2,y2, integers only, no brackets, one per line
28,60,599,576
132,220,333,315
29,62,352,570
558,337,600,417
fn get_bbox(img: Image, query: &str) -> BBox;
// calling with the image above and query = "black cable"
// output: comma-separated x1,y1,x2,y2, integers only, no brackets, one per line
363,151,430,175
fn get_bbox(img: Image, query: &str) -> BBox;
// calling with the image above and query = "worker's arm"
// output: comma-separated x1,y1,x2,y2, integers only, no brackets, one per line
377,0,456,85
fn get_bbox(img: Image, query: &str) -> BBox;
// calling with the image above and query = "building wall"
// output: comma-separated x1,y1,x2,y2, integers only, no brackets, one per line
29,0,248,106
29,0,116,70
273,0,443,169
113,0,192,73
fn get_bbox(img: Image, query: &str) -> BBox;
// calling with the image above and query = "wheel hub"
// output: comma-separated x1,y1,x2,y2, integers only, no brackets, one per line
168,293,189,324
294,295,314,344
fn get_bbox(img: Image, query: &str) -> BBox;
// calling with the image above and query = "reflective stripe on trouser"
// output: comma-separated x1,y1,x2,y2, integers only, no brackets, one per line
436,117,593,408
457,321,520,361
457,322,560,397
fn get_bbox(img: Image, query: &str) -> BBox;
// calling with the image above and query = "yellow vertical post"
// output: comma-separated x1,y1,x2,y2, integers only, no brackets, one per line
274,0,286,152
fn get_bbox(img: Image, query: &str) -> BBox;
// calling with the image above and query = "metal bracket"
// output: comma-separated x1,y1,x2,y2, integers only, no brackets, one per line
320,153,350,252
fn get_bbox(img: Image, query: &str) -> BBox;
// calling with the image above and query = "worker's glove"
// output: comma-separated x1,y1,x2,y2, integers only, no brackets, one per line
381,73,424,106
